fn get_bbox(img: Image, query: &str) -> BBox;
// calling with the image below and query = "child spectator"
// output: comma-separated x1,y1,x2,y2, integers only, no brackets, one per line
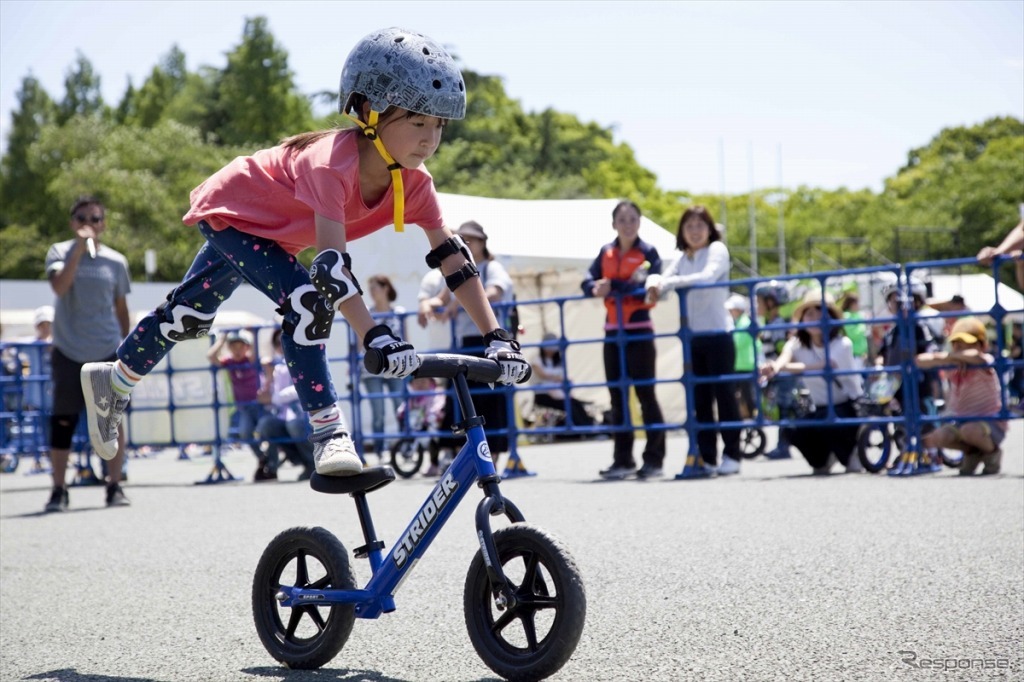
726,294,760,419
531,332,595,433
915,317,1007,475
875,276,942,439
254,328,315,481
755,280,795,459
396,375,447,476
839,291,869,368
207,329,266,463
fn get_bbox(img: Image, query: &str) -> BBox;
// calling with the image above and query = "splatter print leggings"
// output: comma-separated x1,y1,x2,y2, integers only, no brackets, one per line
116,222,339,412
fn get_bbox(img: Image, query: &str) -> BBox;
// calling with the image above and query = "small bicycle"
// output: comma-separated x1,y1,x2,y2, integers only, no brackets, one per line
252,353,587,680
855,372,959,472
739,378,814,459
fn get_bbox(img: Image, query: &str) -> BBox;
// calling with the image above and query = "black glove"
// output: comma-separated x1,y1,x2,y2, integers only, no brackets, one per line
364,324,420,378
484,329,531,385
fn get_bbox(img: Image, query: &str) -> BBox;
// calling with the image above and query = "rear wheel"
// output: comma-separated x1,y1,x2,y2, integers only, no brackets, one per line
464,524,586,682
390,440,424,478
857,423,894,473
252,527,356,669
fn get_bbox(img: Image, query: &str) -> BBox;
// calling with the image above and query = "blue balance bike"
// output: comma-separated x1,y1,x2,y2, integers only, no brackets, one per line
252,353,587,680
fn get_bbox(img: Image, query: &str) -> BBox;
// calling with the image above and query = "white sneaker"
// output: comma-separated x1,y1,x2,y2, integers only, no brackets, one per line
717,456,741,476
81,362,130,461
311,430,362,476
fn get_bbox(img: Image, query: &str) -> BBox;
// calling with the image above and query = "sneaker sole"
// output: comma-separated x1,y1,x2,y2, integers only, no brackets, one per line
315,459,363,476
80,363,118,461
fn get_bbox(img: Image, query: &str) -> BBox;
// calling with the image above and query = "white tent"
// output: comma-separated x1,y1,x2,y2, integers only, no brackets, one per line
928,273,1024,321
357,193,688,427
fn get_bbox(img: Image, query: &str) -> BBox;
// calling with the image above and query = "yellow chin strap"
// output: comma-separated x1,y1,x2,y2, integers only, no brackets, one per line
345,110,405,232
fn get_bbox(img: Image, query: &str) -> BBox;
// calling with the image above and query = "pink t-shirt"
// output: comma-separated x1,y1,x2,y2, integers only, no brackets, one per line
182,128,444,254
945,360,1008,430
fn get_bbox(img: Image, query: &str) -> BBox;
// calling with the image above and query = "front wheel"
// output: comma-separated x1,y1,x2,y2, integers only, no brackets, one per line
857,423,894,473
252,527,356,670
464,524,586,681
738,427,767,459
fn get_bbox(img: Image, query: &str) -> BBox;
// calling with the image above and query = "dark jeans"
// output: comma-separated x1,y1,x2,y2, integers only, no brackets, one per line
604,329,665,468
690,333,741,466
786,400,858,469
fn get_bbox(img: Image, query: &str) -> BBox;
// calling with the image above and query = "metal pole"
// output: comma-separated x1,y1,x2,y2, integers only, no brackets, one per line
719,138,727,230
777,144,786,275
748,142,757,275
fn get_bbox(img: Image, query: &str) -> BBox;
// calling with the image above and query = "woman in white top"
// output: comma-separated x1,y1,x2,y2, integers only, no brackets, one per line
647,205,742,475
760,290,864,474
437,220,515,454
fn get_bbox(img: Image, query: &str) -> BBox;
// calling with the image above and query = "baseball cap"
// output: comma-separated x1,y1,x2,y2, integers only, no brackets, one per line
725,294,749,313
33,305,55,326
225,329,254,345
948,317,987,345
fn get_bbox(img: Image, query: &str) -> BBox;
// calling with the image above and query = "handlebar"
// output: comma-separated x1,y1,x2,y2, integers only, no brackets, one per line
364,351,531,384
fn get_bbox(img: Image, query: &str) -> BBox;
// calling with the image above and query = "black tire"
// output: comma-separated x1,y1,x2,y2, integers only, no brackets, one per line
857,423,894,473
252,527,356,670
464,524,586,682
390,440,424,478
739,427,767,459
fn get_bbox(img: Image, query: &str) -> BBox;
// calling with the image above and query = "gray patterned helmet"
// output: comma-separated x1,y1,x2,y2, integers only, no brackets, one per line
340,27,466,120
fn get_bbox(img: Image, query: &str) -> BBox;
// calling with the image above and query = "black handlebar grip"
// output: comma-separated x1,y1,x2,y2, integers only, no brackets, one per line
364,348,385,375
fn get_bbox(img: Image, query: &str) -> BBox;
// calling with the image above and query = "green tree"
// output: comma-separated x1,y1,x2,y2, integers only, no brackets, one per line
57,52,105,124
210,17,314,146
1,115,247,280
0,75,60,231
125,45,189,128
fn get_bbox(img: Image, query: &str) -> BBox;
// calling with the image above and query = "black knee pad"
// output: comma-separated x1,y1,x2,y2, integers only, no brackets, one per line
277,285,335,346
50,414,80,450
156,298,216,341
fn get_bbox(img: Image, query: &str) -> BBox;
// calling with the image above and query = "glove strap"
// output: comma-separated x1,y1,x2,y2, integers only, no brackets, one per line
364,323,395,350
484,328,520,350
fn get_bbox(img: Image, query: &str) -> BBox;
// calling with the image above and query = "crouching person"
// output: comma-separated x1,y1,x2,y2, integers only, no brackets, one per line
915,317,1007,475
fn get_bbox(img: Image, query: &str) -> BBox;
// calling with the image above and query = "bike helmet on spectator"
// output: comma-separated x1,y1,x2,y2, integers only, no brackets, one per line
881,275,927,302
754,280,790,306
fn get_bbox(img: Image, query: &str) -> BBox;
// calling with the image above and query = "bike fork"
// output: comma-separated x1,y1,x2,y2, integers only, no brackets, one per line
475,475,525,608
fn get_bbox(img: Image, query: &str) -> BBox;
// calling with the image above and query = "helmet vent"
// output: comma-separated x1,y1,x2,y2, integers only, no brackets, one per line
422,47,431,55
394,36,404,43
432,79,442,89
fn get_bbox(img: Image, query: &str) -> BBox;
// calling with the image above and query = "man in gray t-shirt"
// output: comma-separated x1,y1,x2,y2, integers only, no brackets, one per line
42,196,132,513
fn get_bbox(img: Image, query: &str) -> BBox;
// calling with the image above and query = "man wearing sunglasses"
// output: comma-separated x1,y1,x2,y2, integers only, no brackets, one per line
43,196,132,512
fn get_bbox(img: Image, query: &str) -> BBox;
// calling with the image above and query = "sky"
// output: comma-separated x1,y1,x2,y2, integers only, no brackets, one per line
0,0,1022,195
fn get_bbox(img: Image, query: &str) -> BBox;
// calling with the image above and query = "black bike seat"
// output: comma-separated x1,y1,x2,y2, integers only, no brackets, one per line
309,466,396,495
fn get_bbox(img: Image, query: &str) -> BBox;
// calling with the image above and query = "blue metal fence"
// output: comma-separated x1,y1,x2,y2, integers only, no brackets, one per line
2,256,1020,480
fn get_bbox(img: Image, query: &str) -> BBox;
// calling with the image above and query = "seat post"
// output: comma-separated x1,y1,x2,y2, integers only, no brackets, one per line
352,492,378,545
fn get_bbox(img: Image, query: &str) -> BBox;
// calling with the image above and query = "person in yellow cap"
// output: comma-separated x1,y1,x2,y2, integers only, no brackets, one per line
915,316,1007,475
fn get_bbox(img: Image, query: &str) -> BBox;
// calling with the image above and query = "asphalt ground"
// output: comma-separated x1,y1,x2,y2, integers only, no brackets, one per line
1,427,1022,682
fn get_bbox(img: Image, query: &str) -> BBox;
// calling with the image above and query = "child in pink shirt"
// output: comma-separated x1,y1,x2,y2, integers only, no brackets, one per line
80,28,529,477
916,316,1008,475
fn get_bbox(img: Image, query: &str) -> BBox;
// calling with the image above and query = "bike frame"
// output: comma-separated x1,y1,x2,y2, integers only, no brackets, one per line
276,356,525,619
